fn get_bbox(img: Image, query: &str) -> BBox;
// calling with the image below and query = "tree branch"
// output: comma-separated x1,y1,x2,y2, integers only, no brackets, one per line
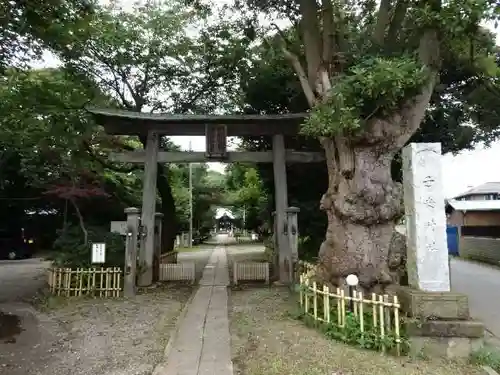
69,196,88,244
298,0,322,87
281,46,317,106
116,66,144,111
391,0,442,147
82,140,141,173
386,0,409,46
373,0,392,45
321,0,335,72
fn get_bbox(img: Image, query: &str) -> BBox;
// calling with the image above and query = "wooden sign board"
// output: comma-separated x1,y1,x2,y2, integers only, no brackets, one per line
91,243,106,264
205,124,227,159
110,221,127,235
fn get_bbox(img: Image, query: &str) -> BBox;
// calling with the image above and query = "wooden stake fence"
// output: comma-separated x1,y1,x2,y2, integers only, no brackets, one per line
48,267,122,297
299,273,402,355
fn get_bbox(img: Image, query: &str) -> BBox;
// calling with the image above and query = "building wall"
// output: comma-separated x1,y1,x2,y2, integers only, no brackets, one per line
460,236,500,265
447,210,500,226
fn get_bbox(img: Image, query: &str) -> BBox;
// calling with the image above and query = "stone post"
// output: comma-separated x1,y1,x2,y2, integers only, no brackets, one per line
153,212,163,282
286,206,300,283
124,207,140,297
286,207,300,260
399,143,483,359
403,142,450,292
271,211,279,279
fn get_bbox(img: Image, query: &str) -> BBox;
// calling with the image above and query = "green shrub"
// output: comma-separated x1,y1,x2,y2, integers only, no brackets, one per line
48,225,125,268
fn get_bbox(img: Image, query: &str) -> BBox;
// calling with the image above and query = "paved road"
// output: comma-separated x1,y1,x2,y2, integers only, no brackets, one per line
0,258,50,303
451,258,500,338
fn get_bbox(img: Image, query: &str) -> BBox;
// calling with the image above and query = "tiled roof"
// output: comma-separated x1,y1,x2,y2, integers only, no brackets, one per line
215,208,235,219
453,182,500,198
447,199,500,211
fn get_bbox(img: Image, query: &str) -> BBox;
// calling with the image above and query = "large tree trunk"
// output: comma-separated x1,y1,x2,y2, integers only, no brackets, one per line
316,87,434,293
318,139,403,293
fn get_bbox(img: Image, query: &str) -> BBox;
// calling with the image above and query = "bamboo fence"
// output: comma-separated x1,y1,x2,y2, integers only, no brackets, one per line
48,267,122,297
159,262,196,283
299,272,402,355
233,262,270,284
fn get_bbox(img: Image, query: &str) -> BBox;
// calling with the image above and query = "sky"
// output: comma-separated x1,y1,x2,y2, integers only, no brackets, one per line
32,0,500,199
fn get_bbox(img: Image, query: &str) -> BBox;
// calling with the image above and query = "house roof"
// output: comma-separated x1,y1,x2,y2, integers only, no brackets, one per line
215,208,235,220
453,182,500,199
447,199,500,211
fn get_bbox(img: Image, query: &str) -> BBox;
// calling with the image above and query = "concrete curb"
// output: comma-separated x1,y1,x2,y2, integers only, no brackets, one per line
151,285,198,375
482,365,500,375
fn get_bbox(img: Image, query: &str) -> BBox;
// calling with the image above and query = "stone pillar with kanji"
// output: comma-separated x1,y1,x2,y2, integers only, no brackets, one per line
399,143,483,359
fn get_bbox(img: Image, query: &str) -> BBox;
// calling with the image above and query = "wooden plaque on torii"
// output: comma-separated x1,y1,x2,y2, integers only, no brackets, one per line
205,124,228,160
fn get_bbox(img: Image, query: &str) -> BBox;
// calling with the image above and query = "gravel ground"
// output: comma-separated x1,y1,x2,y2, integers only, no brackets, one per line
0,258,50,303
229,287,484,375
1,285,194,375
0,247,214,375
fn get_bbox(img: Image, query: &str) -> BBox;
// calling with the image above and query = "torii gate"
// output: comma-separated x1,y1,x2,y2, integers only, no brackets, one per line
87,107,324,286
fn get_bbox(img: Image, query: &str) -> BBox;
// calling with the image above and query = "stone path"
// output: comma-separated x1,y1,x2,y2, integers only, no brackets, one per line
155,243,233,375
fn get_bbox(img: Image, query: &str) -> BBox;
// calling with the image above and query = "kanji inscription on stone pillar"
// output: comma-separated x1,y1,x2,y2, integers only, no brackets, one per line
402,142,451,292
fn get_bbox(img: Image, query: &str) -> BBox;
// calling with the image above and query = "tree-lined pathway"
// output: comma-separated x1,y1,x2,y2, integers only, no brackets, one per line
154,234,233,375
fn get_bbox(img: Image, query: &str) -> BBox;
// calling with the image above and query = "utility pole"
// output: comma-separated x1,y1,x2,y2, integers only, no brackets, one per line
189,141,193,248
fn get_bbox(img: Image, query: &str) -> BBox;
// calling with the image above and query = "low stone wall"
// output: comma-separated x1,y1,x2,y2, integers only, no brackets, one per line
460,236,500,265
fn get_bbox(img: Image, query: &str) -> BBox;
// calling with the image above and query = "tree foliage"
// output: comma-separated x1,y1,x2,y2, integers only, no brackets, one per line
224,163,269,231
0,65,227,258
40,0,253,251
0,0,95,70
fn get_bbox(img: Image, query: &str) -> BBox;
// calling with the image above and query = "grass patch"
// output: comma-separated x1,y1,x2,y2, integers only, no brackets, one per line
229,287,484,375
471,345,500,372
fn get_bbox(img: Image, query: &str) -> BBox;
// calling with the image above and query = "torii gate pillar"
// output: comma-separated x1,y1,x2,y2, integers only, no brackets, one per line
272,134,291,284
138,130,159,286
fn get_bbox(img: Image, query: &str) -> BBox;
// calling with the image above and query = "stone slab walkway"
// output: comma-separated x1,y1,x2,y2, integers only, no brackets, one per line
155,244,233,375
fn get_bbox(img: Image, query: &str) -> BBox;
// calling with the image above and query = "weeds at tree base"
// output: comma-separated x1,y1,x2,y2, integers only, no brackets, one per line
290,282,410,355
291,307,410,355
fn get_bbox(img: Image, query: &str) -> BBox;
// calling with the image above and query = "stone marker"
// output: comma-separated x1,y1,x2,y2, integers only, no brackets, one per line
402,142,450,292
400,143,483,359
